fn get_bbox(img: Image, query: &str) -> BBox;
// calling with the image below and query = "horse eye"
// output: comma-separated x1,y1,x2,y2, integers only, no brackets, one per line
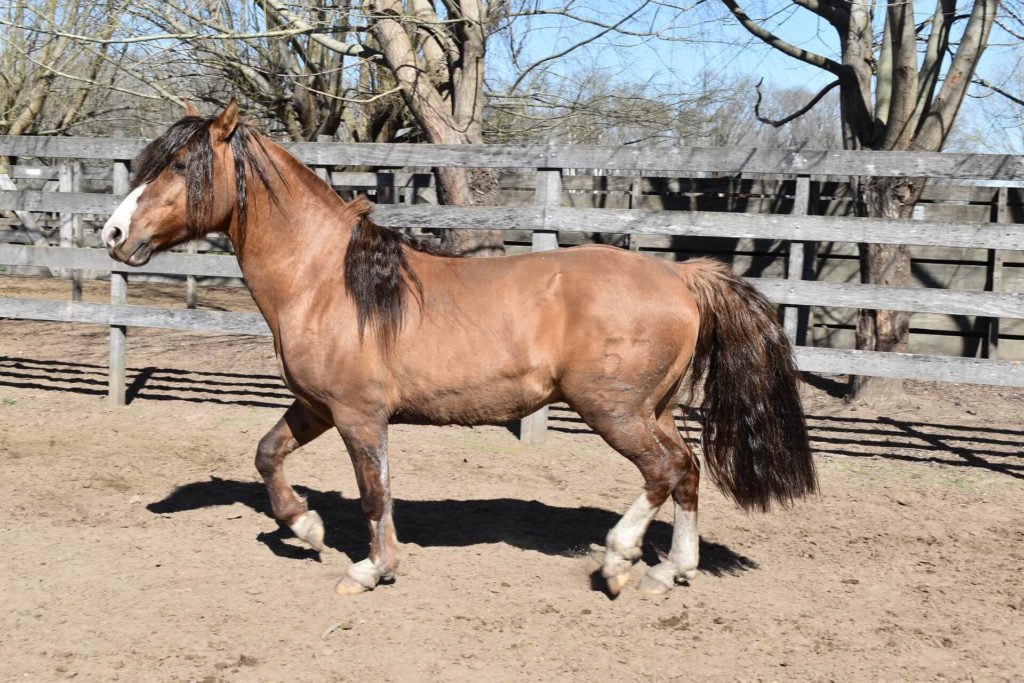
170,160,187,175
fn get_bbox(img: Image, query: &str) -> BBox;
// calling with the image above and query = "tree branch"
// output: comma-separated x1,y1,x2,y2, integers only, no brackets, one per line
257,0,378,59
973,74,1024,107
0,16,362,47
754,77,840,127
915,0,999,151
719,0,843,75
510,0,655,92
881,0,922,149
791,0,847,28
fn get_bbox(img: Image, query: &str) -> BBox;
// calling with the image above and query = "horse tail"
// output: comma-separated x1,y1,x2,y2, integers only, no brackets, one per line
675,257,817,511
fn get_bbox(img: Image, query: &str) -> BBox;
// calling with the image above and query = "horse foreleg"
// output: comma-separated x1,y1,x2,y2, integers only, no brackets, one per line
335,426,399,596
255,401,330,551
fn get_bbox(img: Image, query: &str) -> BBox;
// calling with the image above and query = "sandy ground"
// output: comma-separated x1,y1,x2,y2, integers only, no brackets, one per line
0,278,1022,682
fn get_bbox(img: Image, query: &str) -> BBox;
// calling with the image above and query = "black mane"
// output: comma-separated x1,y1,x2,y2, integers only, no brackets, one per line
344,197,453,350
131,115,280,242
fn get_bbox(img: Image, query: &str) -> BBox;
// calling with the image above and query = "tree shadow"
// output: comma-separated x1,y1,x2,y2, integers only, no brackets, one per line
147,477,757,578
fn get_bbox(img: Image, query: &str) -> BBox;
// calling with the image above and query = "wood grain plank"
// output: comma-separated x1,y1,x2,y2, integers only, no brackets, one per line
0,297,270,335
4,136,1023,180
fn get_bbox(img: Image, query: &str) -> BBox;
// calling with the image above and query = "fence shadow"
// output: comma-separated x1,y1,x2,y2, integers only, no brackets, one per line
547,405,1023,480
147,477,757,578
3,355,1020,479
802,413,1023,479
0,355,292,408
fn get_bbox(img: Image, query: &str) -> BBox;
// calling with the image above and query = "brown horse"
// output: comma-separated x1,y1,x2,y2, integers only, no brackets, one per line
102,100,816,596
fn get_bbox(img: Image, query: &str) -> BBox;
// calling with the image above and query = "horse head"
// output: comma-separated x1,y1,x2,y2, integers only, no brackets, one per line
103,99,241,266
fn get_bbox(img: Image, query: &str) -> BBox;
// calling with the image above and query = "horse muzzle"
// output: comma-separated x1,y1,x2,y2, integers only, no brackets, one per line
106,235,154,267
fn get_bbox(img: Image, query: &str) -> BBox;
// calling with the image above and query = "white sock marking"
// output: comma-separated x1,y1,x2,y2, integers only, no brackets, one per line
668,503,699,574
289,510,324,549
605,493,659,572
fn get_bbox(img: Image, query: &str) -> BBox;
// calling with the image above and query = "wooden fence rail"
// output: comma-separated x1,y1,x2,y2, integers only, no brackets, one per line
2,137,1024,443
2,194,1021,251
3,136,1024,179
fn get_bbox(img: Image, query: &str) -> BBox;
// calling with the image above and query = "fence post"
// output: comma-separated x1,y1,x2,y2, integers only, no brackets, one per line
985,186,1008,359
314,135,332,188
59,160,82,301
376,172,395,205
186,240,198,309
783,176,814,345
518,167,561,444
109,161,130,406
627,176,642,252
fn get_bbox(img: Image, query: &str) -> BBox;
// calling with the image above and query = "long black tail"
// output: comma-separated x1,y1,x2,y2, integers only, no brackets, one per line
677,258,817,511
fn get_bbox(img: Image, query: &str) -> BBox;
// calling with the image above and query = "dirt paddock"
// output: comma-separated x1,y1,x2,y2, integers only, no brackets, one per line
1,278,1022,682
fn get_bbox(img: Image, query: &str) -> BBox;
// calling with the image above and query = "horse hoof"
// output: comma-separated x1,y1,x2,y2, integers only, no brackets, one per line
637,575,673,595
681,568,698,582
606,571,631,596
289,510,325,552
335,575,372,596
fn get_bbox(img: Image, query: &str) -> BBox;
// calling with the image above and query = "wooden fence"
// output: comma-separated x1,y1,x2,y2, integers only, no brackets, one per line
2,137,1024,442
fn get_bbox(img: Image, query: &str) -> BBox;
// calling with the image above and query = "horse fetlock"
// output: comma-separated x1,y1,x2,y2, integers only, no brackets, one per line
640,557,698,594
667,545,699,581
288,510,324,552
374,554,398,583
605,531,643,563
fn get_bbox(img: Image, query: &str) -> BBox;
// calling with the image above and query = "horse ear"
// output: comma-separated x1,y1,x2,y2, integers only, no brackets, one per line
183,98,200,117
211,98,239,141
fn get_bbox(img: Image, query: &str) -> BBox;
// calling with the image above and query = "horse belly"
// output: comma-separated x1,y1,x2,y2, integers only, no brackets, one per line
391,366,557,427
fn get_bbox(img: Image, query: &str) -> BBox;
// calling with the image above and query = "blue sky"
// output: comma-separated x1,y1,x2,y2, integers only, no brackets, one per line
484,0,1022,151
488,1,844,92
489,0,1015,95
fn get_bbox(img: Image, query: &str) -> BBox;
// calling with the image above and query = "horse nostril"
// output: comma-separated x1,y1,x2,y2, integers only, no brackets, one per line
105,225,124,249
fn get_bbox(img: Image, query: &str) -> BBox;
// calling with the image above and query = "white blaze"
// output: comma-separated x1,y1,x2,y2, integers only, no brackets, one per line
102,183,148,249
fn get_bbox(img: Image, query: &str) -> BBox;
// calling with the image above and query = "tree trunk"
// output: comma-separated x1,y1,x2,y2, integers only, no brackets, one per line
849,176,923,401
436,166,505,257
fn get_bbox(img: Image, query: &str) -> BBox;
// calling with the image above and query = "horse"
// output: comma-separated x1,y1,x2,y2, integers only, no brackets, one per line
102,99,816,597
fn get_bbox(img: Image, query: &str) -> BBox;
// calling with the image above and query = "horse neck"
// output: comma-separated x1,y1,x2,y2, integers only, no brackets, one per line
230,139,354,321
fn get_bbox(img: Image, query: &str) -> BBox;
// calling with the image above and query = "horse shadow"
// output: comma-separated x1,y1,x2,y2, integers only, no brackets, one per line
147,477,757,578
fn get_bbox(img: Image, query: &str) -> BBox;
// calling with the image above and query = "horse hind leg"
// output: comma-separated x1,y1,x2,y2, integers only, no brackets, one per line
255,401,330,551
637,411,701,595
579,408,691,596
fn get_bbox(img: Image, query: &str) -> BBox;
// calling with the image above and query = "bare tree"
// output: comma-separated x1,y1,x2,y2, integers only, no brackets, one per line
0,0,136,137
718,0,999,400
486,68,728,146
703,77,842,148
8,1,711,256
963,6,1024,153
